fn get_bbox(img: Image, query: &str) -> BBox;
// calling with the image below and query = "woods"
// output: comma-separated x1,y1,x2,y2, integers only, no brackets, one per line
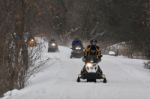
0,0,150,96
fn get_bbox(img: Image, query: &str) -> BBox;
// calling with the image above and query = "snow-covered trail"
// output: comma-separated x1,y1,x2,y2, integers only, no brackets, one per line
2,44,150,99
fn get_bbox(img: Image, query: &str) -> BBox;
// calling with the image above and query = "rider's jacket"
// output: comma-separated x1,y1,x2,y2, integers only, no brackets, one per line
84,45,102,59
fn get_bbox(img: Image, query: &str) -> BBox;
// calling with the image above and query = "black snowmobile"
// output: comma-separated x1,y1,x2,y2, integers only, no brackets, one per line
70,45,84,58
48,40,59,52
77,56,107,83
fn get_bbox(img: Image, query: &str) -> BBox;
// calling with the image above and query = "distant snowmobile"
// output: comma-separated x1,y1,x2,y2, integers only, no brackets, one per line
70,45,84,58
48,39,59,52
70,38,84,58
77,56,107,83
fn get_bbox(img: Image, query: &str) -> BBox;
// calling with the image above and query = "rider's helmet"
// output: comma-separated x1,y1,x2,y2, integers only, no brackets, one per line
50,38,56,43
90,39,97,45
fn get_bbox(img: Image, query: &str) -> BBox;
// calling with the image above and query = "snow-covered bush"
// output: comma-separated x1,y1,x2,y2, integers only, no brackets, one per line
25,37,50,83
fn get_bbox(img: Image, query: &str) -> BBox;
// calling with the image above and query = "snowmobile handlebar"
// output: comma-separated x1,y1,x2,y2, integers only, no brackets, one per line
82,56,101,63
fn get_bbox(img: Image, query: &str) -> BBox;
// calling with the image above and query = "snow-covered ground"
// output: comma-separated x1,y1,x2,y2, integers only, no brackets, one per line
2,40,150,99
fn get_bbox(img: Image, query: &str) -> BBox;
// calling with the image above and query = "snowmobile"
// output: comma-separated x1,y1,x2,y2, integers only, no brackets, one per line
48,41,59,52
77,56,107,83
70,45,84,58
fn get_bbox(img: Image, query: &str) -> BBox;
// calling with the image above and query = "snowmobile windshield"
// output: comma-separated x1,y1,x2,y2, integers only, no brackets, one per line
72,40,82,46
85,56,98,63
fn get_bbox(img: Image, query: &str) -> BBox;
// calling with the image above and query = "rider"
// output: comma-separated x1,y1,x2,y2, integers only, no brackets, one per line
72,38,83,50
82,39,103,74
84,39,102,61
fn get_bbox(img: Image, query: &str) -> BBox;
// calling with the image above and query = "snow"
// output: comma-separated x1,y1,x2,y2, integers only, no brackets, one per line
1,39,150,99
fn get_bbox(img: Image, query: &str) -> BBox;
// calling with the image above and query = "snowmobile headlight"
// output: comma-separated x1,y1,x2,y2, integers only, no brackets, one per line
75,46,81,50
30,39,34,42
28,38,36,47
86,63,94,71
51,43,56,46
86,63,93,68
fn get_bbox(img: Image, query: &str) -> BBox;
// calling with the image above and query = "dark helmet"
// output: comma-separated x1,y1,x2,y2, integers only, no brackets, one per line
73,38,81,44
74,38,79,41
51,38,55,41
90,39,97,45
